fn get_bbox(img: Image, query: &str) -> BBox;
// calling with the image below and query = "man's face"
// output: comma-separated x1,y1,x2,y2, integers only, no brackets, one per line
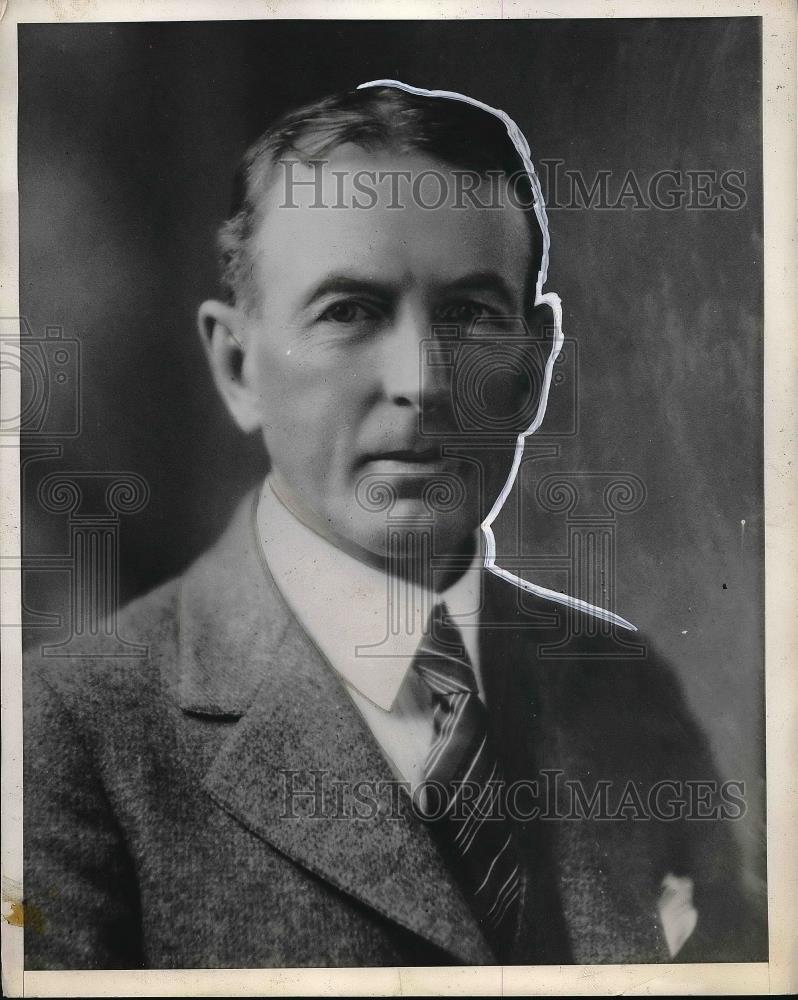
238,146,537,560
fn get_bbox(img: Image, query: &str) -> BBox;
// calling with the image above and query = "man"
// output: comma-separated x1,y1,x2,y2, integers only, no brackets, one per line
23,82,763,968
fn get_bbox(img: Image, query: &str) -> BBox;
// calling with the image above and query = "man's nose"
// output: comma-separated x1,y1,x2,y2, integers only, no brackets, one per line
380,305,438,408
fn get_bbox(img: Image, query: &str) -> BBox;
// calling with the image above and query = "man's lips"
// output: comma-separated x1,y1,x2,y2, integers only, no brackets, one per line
358,446,444,467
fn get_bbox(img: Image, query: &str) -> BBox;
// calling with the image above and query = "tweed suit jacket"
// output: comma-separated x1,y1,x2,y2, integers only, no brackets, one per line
23,492,764,969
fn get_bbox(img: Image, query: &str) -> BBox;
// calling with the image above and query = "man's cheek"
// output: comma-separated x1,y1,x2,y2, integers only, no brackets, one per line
265,389,341,465
256,362,321,424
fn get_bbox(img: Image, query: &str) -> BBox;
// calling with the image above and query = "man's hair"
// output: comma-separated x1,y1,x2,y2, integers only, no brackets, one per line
218,85,544,311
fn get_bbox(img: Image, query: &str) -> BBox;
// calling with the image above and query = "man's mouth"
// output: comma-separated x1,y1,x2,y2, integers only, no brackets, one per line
360,446,444,467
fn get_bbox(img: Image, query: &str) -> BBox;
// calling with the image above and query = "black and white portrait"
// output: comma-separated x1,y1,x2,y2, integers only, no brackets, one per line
6,9,787,989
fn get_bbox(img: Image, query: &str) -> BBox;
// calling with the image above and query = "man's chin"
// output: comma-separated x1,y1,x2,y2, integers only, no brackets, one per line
339,505,481,566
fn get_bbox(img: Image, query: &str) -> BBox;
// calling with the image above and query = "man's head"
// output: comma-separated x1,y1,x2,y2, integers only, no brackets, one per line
199,84,554,568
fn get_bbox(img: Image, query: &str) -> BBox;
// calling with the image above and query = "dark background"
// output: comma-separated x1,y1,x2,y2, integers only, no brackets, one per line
18,19,764,900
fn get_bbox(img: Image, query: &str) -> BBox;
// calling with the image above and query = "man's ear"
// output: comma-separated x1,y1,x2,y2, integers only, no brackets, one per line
528,296,562,369
197,300,262,433
527,297,557,340
523,295,562,433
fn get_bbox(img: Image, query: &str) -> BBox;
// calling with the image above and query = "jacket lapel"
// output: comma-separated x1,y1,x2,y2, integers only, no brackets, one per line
174,492,494,966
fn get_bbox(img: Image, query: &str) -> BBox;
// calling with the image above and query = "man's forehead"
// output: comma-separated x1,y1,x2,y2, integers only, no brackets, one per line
250,145,533,294
262,143,523,211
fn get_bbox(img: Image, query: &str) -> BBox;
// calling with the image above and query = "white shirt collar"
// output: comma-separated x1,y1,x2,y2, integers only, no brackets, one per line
256,478,483,711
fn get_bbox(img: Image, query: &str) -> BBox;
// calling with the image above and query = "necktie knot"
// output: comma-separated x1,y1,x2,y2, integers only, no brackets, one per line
412,603,478,697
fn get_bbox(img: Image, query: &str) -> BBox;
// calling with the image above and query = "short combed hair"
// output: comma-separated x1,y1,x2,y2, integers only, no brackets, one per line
217,85,544,310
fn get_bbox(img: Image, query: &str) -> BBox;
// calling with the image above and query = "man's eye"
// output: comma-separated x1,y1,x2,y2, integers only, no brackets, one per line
318,301,379,324
436,302,490,325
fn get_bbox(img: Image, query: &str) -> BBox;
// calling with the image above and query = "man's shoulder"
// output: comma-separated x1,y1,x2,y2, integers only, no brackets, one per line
530,619,704,738
23,491,271,727
488,574,690,697
485,575,713,769
23,573,182,718
117,572,183,645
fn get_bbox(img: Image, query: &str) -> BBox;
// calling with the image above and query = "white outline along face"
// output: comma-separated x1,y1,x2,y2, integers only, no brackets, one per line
356,81,632,628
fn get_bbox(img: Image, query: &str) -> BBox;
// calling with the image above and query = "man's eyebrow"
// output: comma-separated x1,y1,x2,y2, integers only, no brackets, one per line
299,275,397,311
298,271,520,312
440,272,518,308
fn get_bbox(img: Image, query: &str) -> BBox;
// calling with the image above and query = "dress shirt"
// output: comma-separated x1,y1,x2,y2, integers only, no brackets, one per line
256,479,484,789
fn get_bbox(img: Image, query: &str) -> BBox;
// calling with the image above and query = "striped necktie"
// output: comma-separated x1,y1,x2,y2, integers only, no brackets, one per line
412,602,525,960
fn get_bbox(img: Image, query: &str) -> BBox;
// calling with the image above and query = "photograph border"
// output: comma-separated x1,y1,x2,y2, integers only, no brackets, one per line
1,1,794,996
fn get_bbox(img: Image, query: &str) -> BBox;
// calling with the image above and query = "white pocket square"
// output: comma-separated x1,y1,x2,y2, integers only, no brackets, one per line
658,873,699,957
